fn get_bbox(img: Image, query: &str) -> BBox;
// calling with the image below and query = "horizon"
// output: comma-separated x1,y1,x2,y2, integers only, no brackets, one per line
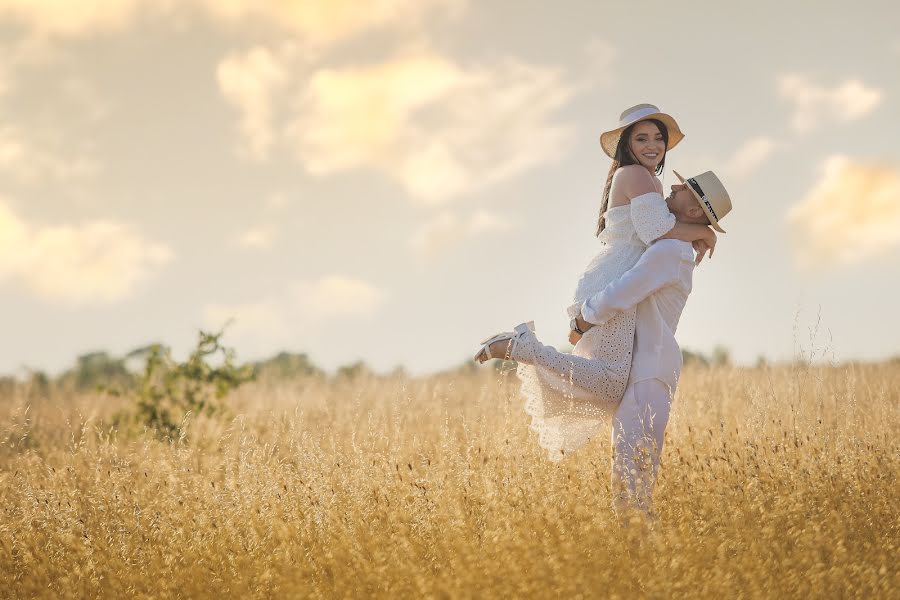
5,330,891,381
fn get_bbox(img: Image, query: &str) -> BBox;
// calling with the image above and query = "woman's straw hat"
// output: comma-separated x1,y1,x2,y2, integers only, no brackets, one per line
673,170,732,233
599,103,685,159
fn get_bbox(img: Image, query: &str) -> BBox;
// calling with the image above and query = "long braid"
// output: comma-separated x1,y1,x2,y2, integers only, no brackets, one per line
596,159,619,235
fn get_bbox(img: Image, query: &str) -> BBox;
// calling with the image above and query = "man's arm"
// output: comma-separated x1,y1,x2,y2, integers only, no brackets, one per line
578,239,689,328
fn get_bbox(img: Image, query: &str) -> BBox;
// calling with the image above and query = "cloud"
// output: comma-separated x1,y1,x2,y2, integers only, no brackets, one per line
0,0,143,37
235,225,277,250
216,45,291,161
778,74,883,133
410,209,513,259
203,298,284,339
0,199,172,305
0,48,107,185
0,0,462,41
724,136,779,179
203,275,386,342
0,125,101,183
265,192,288,210
787,156,900,268
199,0,463,47
286,47,575,204
291,275,386,318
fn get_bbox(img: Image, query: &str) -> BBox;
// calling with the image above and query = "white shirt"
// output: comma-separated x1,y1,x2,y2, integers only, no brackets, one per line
579,239,695,391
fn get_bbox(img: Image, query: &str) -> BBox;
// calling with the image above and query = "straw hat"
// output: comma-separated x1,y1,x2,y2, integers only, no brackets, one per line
672,170,732,233
599,103,685,159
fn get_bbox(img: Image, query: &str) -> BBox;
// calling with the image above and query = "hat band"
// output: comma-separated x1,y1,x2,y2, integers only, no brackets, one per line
686,178,719,221
619,105,660,126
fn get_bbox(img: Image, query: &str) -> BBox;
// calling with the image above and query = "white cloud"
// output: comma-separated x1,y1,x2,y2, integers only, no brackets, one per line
199,0,463,47
0,0,463,41
787,156,900,268
202,274,386,342
778,74,883,133
0,202,29,272
0,125,101,183
0,199,172,305
410,209,513,259
265,192,288,210
203,299,284,338
216,45,291,161
286,47,575,204
291,275,386,318
725,136,779,179
0,0,143,37
0,48,106,185
235,225,277,250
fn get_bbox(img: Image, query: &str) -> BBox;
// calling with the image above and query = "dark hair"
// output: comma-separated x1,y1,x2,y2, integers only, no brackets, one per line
596,118,669,236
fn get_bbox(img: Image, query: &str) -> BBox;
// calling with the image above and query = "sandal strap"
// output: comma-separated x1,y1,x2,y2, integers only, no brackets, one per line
480,333,513,361
477,322,533,362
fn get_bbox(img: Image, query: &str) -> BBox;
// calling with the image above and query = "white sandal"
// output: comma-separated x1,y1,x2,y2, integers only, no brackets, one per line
474,321,535,362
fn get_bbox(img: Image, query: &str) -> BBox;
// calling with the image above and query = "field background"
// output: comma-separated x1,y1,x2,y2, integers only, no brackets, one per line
1,361,897,599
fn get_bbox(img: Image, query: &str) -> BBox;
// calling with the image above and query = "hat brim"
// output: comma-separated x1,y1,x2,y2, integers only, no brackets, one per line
599,112,685,159
673,170,726,233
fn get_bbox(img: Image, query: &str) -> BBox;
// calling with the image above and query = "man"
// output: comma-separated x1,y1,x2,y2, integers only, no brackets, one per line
571,170,733,514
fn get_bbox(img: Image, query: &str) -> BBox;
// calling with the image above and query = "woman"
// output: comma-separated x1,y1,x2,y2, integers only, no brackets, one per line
474,104,716,461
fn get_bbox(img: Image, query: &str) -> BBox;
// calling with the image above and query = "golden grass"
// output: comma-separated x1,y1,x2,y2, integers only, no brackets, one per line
1,362,898,598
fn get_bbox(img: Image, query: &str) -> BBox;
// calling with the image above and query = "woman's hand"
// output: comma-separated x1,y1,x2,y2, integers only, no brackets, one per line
568,329,582,346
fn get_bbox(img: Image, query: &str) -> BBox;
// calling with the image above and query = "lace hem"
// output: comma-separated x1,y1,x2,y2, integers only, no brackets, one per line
513,310,636,462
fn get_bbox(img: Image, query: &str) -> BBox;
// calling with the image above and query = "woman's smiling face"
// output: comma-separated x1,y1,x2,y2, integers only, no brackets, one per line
628,120,666,171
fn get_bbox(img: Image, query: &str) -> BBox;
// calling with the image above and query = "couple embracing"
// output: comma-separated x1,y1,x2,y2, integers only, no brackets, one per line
474,104,734,515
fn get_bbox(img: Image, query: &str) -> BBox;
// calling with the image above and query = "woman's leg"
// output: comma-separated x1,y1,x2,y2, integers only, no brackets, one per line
610,378,672,514
507,329,627,402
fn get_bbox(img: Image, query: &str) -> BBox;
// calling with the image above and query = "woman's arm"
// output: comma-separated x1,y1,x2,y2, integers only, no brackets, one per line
616,167,717,248
657,221,716,244
657,223,717,264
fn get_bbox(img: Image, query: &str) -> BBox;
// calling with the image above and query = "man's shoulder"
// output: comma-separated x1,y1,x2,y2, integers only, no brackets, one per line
648,238,694,261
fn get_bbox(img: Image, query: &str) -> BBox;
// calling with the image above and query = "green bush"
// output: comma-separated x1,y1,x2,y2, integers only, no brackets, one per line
128,329,254,440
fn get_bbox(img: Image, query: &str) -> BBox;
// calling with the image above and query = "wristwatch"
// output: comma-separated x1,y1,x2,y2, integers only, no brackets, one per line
570,316,585,335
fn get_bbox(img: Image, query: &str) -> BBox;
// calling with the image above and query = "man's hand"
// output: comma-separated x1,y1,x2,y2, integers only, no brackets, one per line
575,314,593,334
568,313,592,346
692,239,710,265
692,229,716,265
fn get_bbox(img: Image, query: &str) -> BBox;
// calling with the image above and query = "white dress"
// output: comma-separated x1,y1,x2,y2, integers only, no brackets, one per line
511,192,676,461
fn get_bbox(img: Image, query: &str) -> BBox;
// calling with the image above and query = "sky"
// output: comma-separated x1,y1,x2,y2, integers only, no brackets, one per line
0,0,899,377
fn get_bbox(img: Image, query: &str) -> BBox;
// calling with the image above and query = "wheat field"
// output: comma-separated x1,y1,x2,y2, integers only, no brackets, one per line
1,362,898,599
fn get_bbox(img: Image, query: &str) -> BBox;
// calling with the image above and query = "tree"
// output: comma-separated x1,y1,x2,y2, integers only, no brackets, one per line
711,345,732,367
682,348,709,366
61,351,133,391
335,361,370,380
252,351,324,380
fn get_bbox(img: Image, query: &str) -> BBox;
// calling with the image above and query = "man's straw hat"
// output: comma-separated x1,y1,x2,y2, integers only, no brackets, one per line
600,103,685,159
673,170,732,233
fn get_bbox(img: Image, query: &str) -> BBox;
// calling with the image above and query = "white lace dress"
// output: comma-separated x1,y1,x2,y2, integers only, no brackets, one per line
511,192,676,461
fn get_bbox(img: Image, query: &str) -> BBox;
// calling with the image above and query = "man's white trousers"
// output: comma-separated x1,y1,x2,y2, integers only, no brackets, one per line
611,378,672,514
